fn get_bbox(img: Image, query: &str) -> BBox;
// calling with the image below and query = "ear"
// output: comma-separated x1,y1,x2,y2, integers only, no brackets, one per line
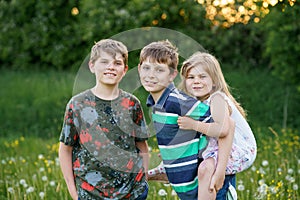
169,70,178,81
89,61,95,73
123,65,129,75
120,65,129,78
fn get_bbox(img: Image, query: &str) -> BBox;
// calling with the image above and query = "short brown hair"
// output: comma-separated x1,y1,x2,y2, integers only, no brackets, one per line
90,39,128,65
139,40,178,73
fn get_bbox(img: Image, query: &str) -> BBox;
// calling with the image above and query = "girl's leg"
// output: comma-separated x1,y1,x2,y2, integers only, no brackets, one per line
198,157,216,200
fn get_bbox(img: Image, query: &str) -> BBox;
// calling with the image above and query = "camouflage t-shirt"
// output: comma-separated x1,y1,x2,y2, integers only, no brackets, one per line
60,89,148,200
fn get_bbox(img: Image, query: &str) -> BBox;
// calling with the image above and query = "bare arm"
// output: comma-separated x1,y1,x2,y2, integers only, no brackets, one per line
210,118,235,191
58,142,78,200
136,140,149,180
178,94,231,138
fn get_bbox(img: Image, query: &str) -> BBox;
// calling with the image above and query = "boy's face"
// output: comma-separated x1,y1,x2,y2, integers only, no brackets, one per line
138,59,177,100
89,51,128,86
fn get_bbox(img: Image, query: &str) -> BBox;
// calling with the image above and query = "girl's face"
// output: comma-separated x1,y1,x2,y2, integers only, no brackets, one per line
185,65,214,99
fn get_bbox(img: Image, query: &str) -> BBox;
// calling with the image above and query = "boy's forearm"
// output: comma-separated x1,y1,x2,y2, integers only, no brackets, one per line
58,143,78,199
136,141,149,179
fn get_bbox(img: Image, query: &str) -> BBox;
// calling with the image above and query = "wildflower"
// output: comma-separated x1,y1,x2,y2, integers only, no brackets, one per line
38,154,44,160
42,176,48,181
50,181,56,186
20,179,26,185
9,157,16,163
39,192,45,199
257,183,268,196
261,160,269,166
259,167,266,175
7,187,14,193
287,168,294,174
277,168,282,172
158,189,167,196
237,184,245,191
39,167,45,172
258,179,265,185
251,166,256,171
171,190,177,196
26,186,34,193
55,157,60,166
277,181,283,187
269,186,277,194
32,174,37,180
285,175,295,182
1,160,6,164
293,184,298,191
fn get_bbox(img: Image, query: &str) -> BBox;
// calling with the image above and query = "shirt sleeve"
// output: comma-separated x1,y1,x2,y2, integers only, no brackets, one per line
133,99,149,142
59,99,79,146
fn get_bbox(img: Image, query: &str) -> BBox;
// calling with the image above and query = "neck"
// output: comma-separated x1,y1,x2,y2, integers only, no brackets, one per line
150,89,166,103
92,83,120,100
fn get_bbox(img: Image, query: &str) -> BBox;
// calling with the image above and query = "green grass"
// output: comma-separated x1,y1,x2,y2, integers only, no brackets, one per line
0,128,299,199
0,69,299,199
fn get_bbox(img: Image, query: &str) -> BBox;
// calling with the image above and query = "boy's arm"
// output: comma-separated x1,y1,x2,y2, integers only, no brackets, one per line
58,143,78,200
136,140,149,180
178,94,231,138
210,119,235,191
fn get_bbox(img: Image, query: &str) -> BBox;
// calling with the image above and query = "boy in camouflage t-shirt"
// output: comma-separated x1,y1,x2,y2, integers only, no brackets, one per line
59,39,149,200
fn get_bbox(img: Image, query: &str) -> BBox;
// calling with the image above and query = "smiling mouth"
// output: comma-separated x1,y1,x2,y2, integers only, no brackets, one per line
104,72,117,77
192,86,203,90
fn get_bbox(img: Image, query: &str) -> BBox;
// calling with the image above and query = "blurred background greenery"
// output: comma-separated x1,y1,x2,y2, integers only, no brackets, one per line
0,0,299,138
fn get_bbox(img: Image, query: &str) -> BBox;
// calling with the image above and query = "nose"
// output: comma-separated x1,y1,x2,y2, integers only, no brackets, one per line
147,68,156,78
106,62,114,70
193,77,201,84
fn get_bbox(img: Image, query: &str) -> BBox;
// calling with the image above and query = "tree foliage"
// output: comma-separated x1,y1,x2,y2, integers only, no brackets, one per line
262,2,300,90
0,0,299,92
0,0,81,70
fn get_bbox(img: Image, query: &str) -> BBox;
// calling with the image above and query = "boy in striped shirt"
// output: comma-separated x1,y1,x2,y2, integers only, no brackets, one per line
138,40,235,200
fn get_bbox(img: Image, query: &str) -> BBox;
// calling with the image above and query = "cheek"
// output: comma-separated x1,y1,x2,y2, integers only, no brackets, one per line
185,80,193,87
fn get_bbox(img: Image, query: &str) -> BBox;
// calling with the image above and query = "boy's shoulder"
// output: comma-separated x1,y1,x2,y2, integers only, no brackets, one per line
119,90,141,103
168,87,194,101
71,89,93,102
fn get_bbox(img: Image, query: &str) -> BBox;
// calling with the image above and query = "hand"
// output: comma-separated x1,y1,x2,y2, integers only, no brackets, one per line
209,170,225,192
177,116,196,130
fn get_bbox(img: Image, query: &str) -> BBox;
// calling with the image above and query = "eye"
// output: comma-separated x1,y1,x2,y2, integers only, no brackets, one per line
156,68,165,73
142,65,150,70
187,76,194,79
100,60,108,64
115,61,123,66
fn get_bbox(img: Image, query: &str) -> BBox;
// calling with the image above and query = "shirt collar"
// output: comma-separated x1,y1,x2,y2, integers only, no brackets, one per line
146,82,176,109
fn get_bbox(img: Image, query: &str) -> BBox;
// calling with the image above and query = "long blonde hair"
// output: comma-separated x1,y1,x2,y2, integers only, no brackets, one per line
179,52,246,118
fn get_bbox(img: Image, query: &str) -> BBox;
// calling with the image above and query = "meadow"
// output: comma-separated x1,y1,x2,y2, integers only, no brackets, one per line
0,69,299,199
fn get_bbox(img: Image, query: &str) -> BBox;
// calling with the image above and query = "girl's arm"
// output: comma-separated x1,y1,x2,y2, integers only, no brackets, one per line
178,94,231,138
178,93,235,190
210,118,235,191
136,140,149,180
58,143,78,200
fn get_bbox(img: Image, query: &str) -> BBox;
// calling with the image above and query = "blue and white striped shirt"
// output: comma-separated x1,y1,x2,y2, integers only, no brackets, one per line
147,83,212,200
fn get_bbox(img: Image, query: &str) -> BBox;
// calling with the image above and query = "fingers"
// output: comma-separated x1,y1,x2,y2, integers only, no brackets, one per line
209,177,215,191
